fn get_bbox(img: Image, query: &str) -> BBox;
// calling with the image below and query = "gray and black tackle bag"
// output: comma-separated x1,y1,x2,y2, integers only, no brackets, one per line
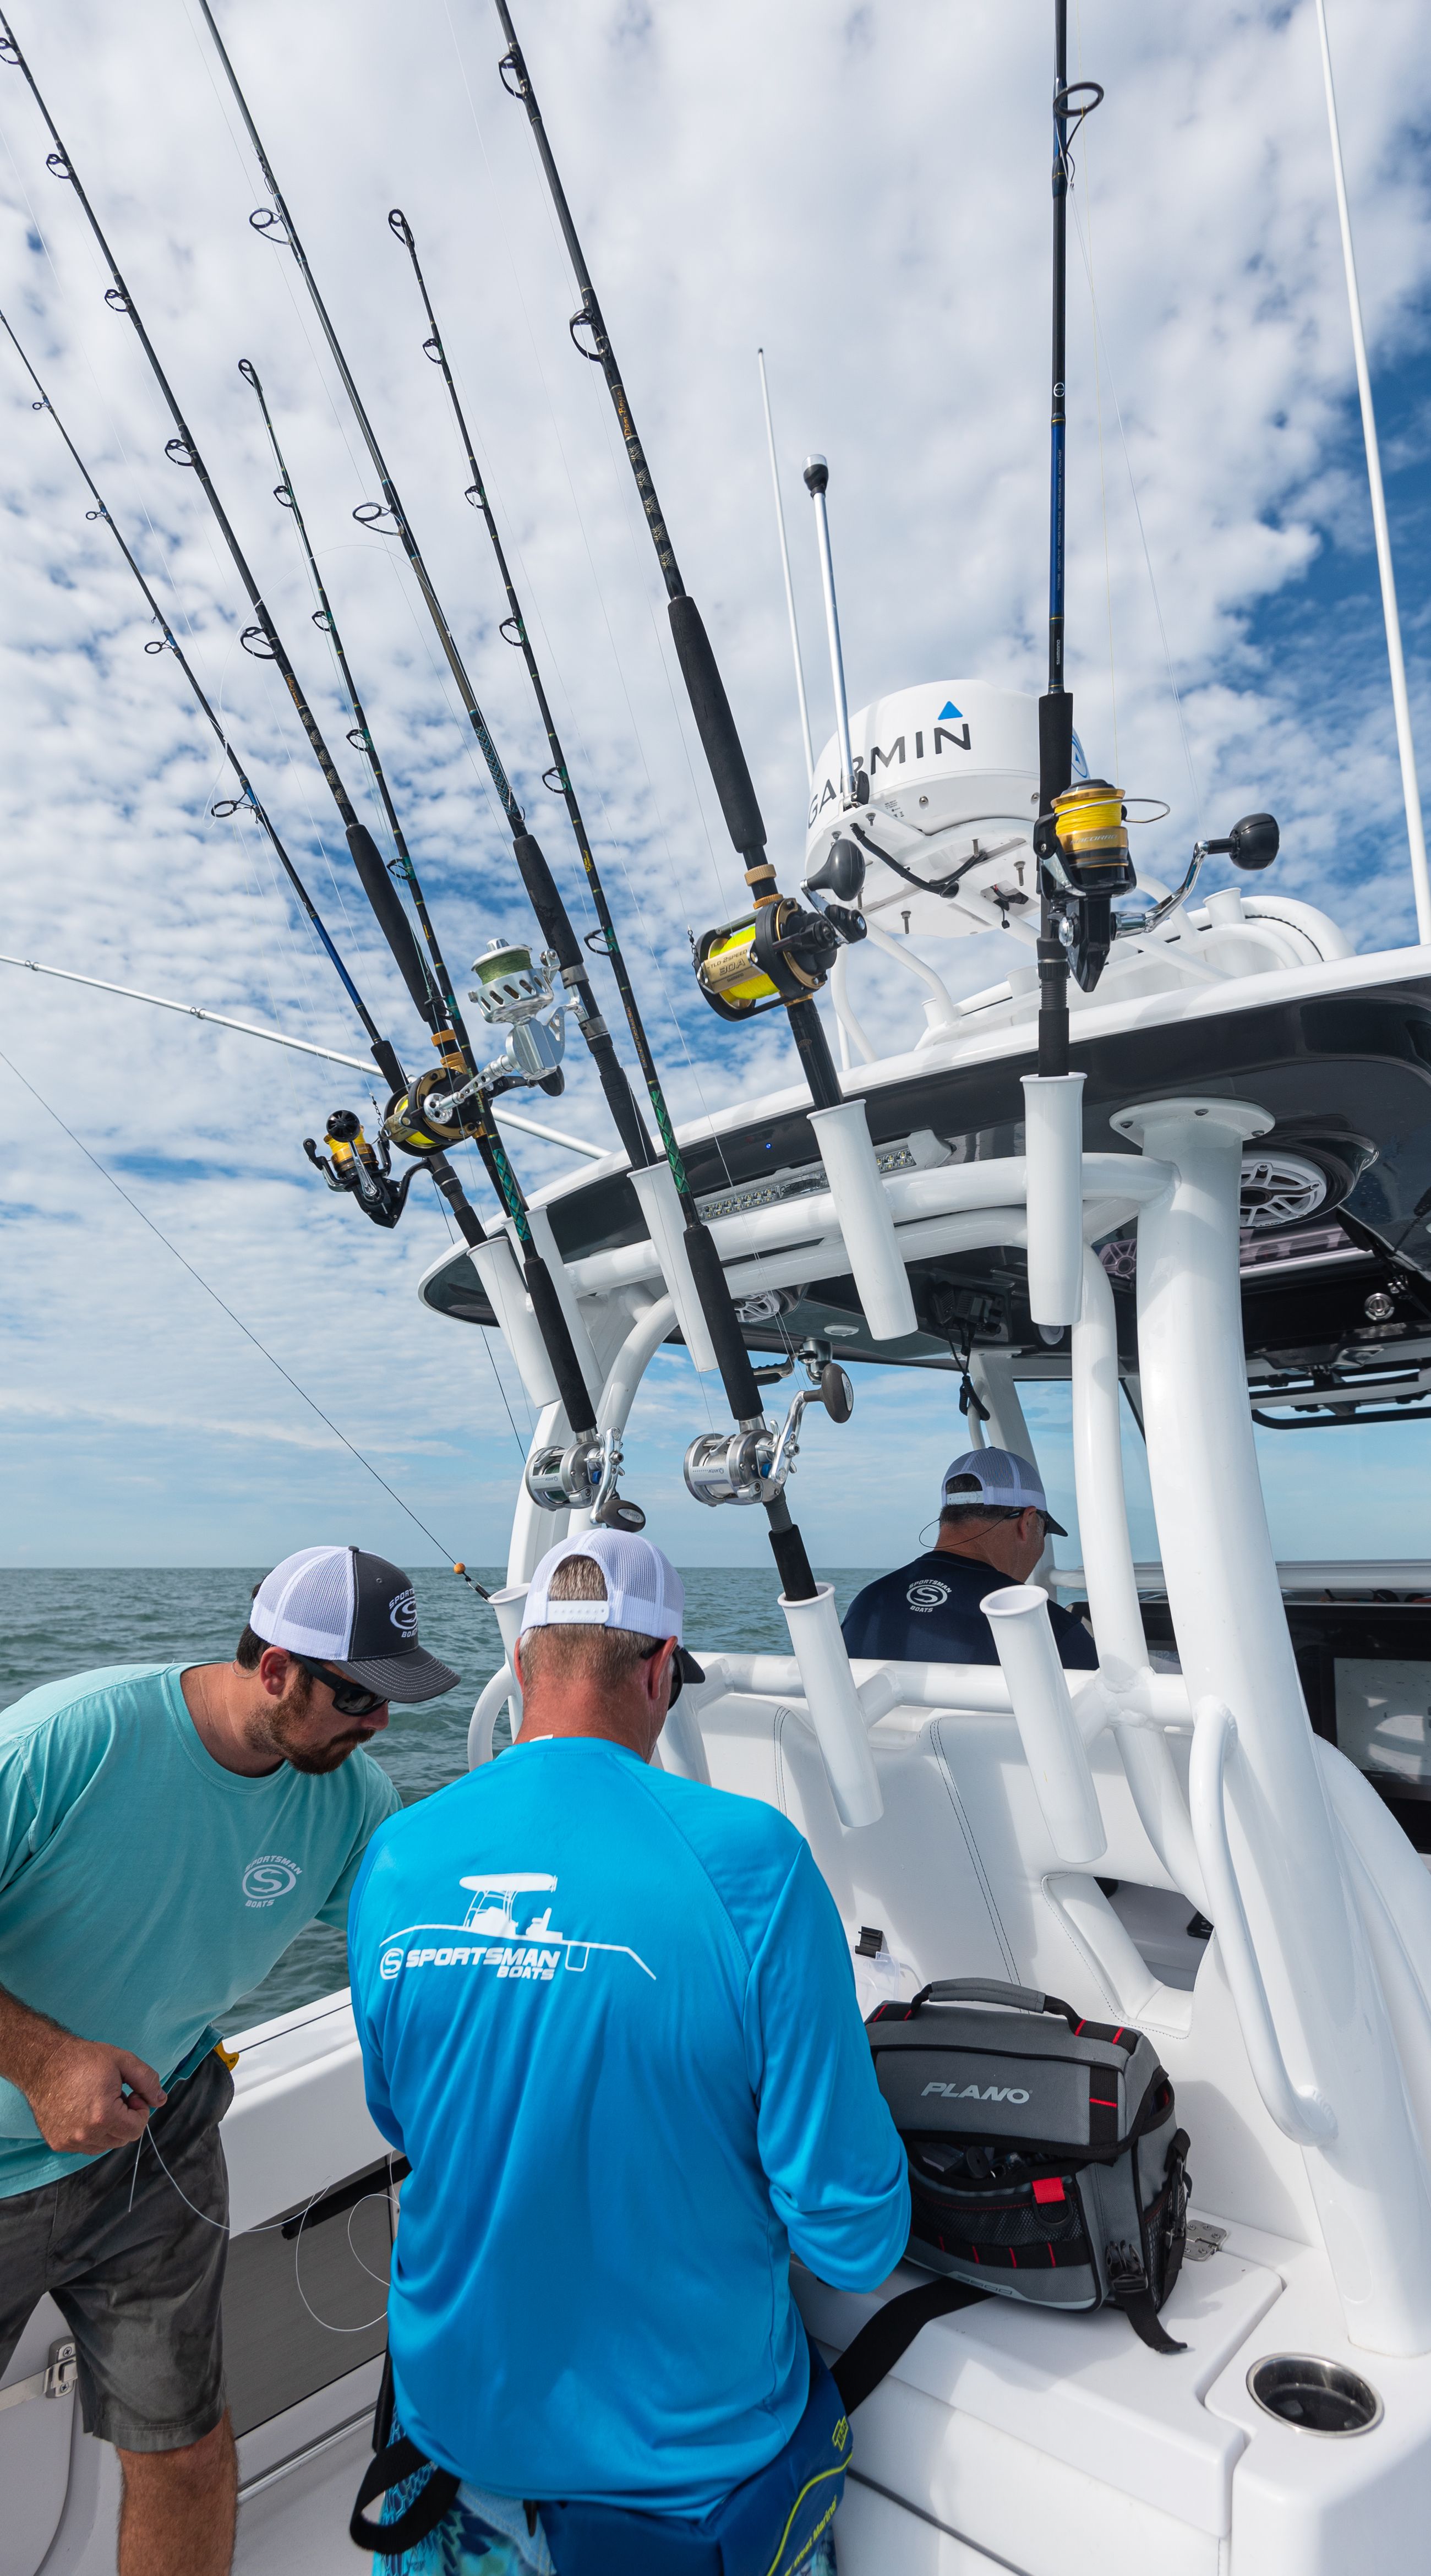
834,1979,1190,2411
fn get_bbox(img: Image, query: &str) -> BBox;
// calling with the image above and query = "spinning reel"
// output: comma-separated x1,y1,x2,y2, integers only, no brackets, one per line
304,1110,420,1230
381,936,569,1153
1034,778,1138,994
523,1426,646,1532
683,1338,854,1509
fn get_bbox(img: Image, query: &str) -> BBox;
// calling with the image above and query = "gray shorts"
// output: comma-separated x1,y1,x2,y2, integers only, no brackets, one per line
0,2048,234,2452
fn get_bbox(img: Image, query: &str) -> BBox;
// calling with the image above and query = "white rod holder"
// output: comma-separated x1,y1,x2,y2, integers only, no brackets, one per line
778,1584,883,1829
1190,1699,1337,2145
807,1100,917,1344
984,1583,1107,1865
470,1238,560,1411
1022,1072,1086,1328
468,1664,515,1769
627,1164,719,1376
488,1582,529,1742
519,1204,601,1414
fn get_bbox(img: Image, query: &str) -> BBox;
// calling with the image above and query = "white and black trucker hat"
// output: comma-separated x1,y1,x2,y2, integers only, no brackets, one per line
249,1546,460,1703
522,1530,705,1689
941,1447,1067,1537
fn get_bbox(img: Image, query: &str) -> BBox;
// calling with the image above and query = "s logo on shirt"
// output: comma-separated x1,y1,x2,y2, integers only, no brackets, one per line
242,1853,302,1906
906,1578,950,1614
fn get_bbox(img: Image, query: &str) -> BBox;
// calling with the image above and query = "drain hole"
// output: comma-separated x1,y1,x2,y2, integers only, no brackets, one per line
1248,2355,1383,2436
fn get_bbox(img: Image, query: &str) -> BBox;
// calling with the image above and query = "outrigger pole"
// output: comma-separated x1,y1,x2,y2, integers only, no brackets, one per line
0,304,484,1243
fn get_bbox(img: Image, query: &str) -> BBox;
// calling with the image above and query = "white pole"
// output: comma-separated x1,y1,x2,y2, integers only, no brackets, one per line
756,350,815,783
0,952,605,1158
804,457,856,802
1313,0,1430,941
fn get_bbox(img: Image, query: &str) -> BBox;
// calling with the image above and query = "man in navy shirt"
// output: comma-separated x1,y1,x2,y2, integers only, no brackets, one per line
842,1447,1097,1670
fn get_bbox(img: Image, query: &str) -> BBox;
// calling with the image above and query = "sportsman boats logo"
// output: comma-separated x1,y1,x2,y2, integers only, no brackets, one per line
242,1853,302,1906
906,1578,950,1614
388,1586,418,1638
378,1870,655,1987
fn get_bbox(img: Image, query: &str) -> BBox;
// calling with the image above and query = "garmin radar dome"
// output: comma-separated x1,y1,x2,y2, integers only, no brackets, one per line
803,679,1089,942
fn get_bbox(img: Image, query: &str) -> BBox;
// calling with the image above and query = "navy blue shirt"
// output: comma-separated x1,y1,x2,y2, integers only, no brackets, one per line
842,1549,1098,1669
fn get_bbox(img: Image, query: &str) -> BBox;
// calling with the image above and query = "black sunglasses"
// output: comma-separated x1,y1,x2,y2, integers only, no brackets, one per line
288,1655,388,1719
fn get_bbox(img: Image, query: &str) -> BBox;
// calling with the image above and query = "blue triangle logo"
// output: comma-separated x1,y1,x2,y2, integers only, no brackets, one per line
938,700,963,721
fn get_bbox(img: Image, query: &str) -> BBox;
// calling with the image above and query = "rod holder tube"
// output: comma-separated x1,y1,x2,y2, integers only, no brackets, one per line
627,1165,719,1374
1123,1091,1431,2353
806,1101,917,1344
1022,1072,1086,1327
469,1238,559,1410
778,1582,883,1829
984,1583,1107,1865
1190,1700,1337,2144
520,1204,601,1417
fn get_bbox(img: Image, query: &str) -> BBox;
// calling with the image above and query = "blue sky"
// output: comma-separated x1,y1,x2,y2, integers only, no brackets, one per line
0,0,1427,1570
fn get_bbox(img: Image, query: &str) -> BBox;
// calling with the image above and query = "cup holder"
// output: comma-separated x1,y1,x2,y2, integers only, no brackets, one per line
1248,2354,1384,2437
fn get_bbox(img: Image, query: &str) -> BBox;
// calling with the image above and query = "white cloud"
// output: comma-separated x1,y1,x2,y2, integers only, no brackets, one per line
0,0,1427,1566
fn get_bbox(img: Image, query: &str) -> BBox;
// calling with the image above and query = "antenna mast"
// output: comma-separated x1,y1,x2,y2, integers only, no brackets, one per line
757,350,814,782
1313,0,1430,941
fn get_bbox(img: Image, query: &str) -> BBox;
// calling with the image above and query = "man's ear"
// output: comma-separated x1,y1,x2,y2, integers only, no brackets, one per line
513,1635,526,1688
257,1645,291,1701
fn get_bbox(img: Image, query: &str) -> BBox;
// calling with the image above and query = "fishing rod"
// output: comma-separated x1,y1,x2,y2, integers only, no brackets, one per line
192,0,654,1189
237,354,568,1132
0,302,490,1244
0,17,637,1525
1029,3,1129,1052
490,1,867,1115
385,208,852,1485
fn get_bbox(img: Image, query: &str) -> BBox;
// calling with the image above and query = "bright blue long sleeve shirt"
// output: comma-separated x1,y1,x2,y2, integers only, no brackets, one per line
348,1737,909,2514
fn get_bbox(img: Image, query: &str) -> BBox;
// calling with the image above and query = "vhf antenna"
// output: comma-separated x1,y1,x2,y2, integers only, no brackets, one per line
802,456,857,808
757,350,814,783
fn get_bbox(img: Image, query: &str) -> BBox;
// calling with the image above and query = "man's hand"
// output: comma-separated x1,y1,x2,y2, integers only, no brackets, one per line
0,1985,165,2153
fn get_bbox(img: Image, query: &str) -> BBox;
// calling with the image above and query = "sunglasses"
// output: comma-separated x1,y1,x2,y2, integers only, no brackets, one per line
643,1640,687,1708
288,1655,389,1720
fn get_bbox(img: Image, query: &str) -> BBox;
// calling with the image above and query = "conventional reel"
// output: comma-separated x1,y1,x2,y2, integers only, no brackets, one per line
683,1339,854,1509
523,1427,646,1533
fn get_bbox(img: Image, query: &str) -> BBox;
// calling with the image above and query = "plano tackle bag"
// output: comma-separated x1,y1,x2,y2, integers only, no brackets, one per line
854,1978,1190,2374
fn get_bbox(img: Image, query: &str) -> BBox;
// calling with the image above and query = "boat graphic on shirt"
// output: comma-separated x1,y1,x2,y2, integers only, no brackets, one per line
376,1868,655,1985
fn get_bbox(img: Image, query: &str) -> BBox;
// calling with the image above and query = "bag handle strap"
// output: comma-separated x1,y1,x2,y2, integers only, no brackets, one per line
351,2437,460,2555
909,1978,1079,2028
833,2277,990,2414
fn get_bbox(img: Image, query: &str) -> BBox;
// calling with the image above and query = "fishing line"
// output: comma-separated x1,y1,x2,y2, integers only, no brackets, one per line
1066,183,1204,834
0,1041,485,1581
138,2126,392,2333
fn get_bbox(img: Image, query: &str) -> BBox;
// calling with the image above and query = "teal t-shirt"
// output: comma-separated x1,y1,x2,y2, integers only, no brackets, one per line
0,1662,402,2198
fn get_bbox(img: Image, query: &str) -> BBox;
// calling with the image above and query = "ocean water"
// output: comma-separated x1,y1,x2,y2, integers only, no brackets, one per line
0,1564,877,2032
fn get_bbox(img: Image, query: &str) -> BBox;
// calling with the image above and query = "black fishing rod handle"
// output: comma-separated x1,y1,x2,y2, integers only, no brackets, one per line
348,826,438,1025
681,1223,765,1423
667,596,766,861
523,1253,598,1436
512,832,582,974
765,1503,818,1604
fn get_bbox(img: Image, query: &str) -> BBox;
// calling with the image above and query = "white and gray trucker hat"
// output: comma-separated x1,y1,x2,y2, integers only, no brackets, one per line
941,1447,1067,1537
522,1529,705,1688
249,1545,460,1703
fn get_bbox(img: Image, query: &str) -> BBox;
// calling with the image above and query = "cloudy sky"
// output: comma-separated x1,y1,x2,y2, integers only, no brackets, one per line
0,0,1427,1576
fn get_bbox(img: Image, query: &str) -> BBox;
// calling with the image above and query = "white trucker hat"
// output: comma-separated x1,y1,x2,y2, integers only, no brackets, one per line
522,1530,705,1690
249,1545,460,1704
941,1448,1067,1537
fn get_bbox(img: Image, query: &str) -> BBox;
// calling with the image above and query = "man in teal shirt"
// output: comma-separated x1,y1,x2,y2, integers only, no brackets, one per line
0,1543,457,2576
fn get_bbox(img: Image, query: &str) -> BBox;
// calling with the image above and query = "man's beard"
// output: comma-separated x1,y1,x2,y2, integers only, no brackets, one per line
250,1674,377,1775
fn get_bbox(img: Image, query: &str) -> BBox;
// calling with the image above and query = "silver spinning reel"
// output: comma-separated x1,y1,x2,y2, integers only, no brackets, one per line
683,1340,854,1510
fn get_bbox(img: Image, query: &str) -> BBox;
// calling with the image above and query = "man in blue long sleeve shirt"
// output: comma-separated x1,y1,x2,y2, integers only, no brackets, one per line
349,1530,909,2570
